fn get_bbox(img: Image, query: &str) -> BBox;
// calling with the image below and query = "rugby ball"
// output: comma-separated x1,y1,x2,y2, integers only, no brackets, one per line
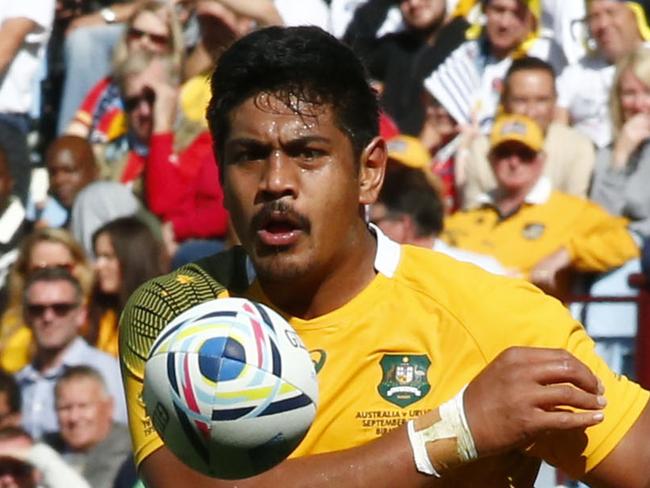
143,297,318,479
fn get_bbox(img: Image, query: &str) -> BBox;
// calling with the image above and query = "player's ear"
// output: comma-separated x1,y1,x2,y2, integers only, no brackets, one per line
358,136,386,206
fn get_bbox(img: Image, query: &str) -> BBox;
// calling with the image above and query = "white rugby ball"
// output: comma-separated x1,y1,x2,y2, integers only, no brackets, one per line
143,297,318,479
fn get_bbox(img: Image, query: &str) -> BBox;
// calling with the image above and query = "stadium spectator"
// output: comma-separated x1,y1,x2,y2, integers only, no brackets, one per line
121,26,650,487
0,0,55,205
556,0,649,148
26,136,98,229
15,267,126,439
0,147,28,310
462,56,595,207
443,113,638,298
64,1,184,145
0,426,90,488
88,217,167,356
418,89,477,212
591,44,650,238
370,150,508,274
348,0,469,134
0,228,94,374
103,51,228,261
44,366,134,488
56,0,162,134
425,0,567,133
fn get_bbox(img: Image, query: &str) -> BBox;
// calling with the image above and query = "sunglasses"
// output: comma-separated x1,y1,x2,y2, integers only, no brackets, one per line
127,27,169,47
26,302,80,317
28,262,75,273
123,87,156,112
491,145,538,162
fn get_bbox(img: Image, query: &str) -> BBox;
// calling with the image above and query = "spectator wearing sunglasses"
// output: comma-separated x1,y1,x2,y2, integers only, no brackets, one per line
14,268,126,440
0,228,94,374
64,1,184,145
92,50,229,265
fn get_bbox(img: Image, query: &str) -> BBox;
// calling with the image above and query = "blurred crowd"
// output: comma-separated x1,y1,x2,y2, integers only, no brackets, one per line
1,0,650,487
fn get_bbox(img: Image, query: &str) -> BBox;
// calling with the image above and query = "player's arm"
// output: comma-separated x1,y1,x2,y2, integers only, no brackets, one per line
581,402,650,487
0,16,37,76
138,346,606,487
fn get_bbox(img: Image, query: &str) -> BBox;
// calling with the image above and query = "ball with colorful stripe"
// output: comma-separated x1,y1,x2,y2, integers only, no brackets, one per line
143,297,318,479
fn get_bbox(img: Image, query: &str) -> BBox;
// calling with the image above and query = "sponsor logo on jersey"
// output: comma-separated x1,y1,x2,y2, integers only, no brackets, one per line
310,349,327,374
378,354,431,408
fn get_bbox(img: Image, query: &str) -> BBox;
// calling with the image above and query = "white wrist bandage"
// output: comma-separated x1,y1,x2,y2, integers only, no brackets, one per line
407,386,478,476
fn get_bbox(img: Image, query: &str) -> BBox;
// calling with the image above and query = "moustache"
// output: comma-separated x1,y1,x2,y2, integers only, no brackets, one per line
252,201,311,234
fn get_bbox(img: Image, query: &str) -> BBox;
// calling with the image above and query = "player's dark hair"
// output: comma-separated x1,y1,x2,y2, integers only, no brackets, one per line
502,56,557,100
378,166,445,238
206,26,380,167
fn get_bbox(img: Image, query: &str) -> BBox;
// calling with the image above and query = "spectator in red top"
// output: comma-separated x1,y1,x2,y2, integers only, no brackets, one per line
104,50,229,264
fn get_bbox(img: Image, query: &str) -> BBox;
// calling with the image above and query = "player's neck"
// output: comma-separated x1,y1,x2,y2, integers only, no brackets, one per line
260,227,378,319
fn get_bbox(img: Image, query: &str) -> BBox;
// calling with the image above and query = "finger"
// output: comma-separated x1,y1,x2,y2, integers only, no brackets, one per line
535,383,607,412
531,355,601,395
533,409,604,432
497,348,601,394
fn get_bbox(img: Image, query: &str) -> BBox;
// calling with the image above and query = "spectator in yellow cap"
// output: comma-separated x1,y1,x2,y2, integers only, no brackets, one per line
557,0,649,148
442,113,639,299
462,56,596,207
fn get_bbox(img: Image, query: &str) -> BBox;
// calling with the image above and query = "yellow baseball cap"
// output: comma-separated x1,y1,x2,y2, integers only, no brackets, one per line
386,135,431,169
490,114,544,153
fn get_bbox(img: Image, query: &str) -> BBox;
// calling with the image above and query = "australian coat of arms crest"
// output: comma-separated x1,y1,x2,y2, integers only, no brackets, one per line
378,354,431,408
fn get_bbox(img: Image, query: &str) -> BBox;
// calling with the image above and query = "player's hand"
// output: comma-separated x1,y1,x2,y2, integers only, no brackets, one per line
463,347,606,457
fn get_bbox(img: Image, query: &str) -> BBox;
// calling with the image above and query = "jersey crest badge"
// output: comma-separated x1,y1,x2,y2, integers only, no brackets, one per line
378,354,431,408
522,222,545,240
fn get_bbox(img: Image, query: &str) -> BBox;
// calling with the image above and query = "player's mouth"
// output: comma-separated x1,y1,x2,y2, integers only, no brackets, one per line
254,209,310,248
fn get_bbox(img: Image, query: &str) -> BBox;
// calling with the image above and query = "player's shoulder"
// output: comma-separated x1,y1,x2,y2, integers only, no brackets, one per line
396,245,579,353
126,246,250,307
119,247,250,373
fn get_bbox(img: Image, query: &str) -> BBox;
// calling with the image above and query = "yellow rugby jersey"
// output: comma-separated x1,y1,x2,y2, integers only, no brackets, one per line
119,232,648,484
442,189,639,278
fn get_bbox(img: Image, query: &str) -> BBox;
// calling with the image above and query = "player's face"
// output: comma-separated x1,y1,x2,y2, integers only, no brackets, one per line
588,0,642,63
503,69,556,133
399,0,446,31
489,140,544,194
93,233,122,295
619,66,650,121
56,378,113,451
222,93,372,284
24,280,85,353
484,0,533,57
